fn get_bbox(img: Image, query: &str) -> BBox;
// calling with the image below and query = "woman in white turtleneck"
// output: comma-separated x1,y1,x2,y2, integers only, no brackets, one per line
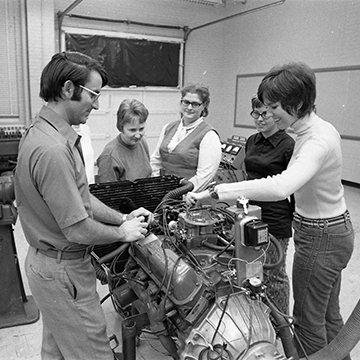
188,62,354,360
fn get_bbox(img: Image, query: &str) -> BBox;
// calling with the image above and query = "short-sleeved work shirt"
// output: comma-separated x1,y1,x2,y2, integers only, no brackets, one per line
15,106,92,251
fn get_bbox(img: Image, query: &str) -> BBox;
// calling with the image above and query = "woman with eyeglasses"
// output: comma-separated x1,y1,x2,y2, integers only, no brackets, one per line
245,96,295,315
151,83,222,192
187,62,354,359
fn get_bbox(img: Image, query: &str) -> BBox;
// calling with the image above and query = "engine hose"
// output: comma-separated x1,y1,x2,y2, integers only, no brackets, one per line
263,233,284,271
91,258,108,283
201,239,234,252
161,179,194,201
306,298,360,360
202,240,227,251
98,243,130,264
262,295,299,360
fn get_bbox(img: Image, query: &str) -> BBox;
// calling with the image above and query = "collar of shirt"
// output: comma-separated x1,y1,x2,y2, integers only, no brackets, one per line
168,117,204,152
253,130,287,148
37,106,80,149
289,111,314,135
181,116,204,134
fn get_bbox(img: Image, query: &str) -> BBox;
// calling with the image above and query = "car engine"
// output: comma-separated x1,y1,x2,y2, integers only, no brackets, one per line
91,191,299,360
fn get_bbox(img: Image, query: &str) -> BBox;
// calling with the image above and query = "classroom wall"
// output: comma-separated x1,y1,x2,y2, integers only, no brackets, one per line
26,0,56,117
25,0,360,183
184,0,360,182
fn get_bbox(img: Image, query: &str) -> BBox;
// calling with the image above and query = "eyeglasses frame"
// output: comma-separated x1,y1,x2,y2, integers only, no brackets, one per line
79,85,101,103
250,109,271,120
181,99,203,109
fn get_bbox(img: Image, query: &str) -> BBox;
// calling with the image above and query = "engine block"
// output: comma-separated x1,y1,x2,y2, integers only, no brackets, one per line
95,200,296,360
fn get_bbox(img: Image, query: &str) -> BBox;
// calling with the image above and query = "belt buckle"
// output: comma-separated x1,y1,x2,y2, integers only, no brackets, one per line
316,219,326,228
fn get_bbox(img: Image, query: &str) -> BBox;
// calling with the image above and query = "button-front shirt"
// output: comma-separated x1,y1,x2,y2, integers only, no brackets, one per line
245,130,295,180
15,106,91,251
244,130,295,237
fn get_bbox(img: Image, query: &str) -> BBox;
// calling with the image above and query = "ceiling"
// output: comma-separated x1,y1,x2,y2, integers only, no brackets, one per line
54,0,256,30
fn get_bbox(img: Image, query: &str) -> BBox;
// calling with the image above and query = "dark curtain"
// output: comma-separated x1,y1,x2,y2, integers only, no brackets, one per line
65,33,180,87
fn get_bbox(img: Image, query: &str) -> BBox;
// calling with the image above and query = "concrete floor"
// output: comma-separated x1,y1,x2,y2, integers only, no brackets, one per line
0,184,359,360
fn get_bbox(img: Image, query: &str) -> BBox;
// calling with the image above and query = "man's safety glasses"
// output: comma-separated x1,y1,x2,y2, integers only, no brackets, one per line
79,85,101,103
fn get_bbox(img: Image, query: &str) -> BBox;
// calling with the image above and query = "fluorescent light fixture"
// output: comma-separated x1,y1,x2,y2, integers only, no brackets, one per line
178,0,225,7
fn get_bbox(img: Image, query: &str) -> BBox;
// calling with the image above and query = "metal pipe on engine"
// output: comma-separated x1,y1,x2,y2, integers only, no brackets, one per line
122,320,137,360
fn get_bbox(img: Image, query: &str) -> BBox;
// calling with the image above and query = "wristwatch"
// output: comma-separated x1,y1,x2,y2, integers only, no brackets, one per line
210,190,219,200
207,182,219,200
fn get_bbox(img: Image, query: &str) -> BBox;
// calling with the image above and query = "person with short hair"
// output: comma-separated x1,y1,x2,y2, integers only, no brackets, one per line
245,95,295,314
15,51,152,360
96,98,151,182
151,83,222,192
187,62,354,360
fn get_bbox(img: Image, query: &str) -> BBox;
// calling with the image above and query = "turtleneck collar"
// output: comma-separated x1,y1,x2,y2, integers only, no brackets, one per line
290,111,316,135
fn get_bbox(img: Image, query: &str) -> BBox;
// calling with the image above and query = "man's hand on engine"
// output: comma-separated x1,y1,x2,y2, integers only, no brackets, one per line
119,217,148,242
127,207,154,224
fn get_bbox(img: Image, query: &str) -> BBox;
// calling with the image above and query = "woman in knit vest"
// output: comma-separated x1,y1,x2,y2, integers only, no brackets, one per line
151,83,222,192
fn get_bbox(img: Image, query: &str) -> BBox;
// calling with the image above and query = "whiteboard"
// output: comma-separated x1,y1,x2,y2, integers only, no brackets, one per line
234,66,360,140
234,72,266,129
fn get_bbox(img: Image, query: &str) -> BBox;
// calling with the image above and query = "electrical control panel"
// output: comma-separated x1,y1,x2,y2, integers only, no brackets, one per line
220,135,246,170
0,125,26,173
